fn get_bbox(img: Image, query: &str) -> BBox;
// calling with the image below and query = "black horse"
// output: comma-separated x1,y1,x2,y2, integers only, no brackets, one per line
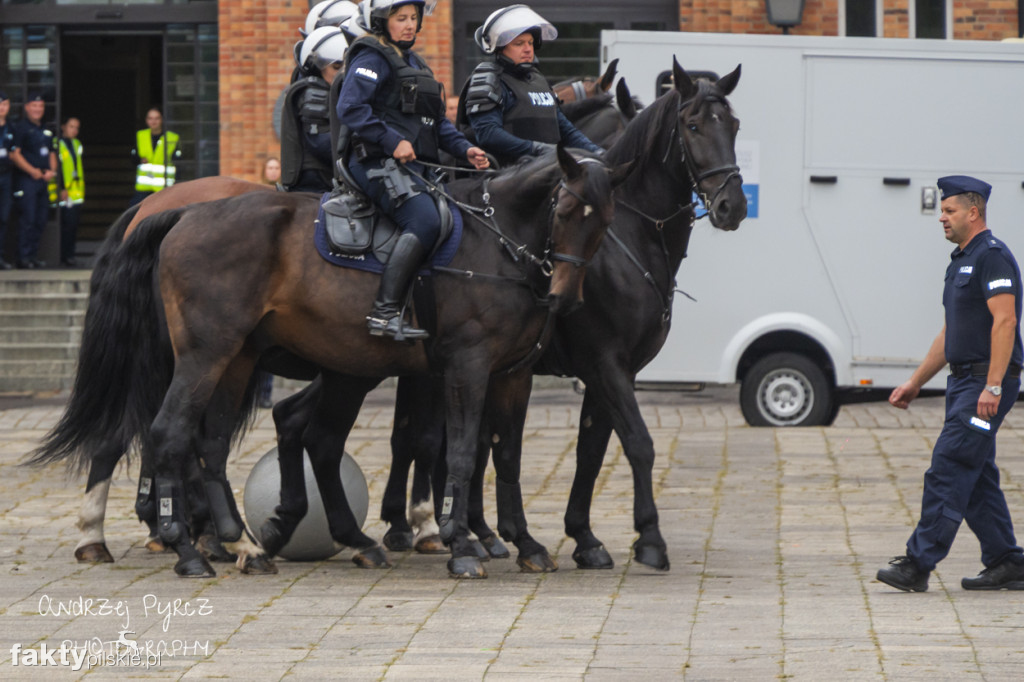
31,146,626,579
562,78,641,149
270,60,746,573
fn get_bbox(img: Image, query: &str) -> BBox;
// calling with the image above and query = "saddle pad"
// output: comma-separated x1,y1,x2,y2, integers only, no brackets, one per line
314,195,464,275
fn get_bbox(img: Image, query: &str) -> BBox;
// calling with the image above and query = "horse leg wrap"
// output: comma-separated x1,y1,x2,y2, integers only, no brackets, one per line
135,476,156,525
156,478,188,548
204,479,244,543
437,477,464,545
495,479,527,542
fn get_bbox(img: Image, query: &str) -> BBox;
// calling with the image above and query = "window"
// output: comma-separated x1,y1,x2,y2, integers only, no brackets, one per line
914,0,946,38
844,0,877,37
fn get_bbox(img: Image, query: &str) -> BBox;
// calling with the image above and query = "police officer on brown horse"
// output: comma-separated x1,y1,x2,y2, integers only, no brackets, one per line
337,0,489,340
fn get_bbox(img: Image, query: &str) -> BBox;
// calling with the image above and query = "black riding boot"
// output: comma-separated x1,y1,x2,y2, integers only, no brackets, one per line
367,233,429,341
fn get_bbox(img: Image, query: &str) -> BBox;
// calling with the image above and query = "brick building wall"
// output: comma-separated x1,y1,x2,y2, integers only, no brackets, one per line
216,0,1018,182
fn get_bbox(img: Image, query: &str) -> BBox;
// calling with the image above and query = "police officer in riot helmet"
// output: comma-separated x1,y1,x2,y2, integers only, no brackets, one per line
461,4,602,168
281,26,349,193
302,0,360,37
337,0,489,341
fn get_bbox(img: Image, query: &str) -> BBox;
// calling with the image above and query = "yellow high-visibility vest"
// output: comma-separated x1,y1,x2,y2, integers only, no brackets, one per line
55,137,85,206
135,129,179,192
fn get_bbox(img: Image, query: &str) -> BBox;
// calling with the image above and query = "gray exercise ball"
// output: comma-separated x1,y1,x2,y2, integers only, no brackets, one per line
243,448,369,561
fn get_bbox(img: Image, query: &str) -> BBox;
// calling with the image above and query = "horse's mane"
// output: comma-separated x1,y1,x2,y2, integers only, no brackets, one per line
605,77,730,169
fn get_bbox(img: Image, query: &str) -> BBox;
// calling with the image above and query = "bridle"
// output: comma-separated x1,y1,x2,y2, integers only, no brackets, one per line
673,92,743,219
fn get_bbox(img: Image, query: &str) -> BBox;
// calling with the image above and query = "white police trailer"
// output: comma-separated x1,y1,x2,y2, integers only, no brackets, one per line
601,30,1024,426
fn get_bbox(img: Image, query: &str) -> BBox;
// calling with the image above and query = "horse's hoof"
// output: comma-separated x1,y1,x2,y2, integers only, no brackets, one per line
573,544,614,570
633,541,670,571
469,538,490,561
383,530,415,552
174,555,216,578
258,519,287,558
479,534,511,560
195,534,238,563
447,556,487,579
352,545,391,569
414,534,447,554
239,554,278,575
145,537,168,553
75,542,114,564
516,552,558,573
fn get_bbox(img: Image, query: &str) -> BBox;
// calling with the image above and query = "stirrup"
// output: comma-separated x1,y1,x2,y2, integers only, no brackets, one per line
366,313,429,341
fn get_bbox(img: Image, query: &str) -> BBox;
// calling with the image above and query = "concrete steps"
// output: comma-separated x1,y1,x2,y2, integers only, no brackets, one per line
0,270,91,393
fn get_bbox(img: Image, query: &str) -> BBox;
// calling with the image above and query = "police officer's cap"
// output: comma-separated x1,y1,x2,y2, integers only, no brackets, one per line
0,91,8,102
938,175,991,202
26,92,45,103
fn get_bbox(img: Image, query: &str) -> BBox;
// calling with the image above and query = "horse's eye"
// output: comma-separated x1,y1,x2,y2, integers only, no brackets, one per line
687,123,699,132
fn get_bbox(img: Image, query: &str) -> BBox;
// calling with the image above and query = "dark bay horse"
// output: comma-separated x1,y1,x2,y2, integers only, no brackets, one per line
492,60,747,571
561,78,641,149
272,60,746,574
34,146,625,578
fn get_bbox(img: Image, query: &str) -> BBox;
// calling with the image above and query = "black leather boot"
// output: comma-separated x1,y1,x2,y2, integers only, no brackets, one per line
367,233,429,341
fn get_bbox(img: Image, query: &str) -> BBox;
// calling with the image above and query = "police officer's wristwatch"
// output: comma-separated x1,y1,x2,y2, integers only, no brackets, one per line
985,385,1002,396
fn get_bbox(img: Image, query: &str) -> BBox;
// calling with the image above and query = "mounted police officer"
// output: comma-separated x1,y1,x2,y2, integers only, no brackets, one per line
281,26,349,193
130,108,179,206
337,0,489,341
461,4,602,167
9,93,56,269
0,91,13,270
877,175,1024,592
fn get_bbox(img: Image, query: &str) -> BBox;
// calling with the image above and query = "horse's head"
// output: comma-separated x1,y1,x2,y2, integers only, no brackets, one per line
553,58,619,104
672,60,747,231
548,145,632,314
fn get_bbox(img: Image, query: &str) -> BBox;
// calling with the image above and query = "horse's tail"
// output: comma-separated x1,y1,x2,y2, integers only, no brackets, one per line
26,208,185,472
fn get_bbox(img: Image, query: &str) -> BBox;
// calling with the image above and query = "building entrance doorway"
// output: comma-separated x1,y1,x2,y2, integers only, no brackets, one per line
61,33,163,240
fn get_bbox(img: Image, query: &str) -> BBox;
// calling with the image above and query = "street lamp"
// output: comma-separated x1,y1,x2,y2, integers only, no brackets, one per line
764,0,806,34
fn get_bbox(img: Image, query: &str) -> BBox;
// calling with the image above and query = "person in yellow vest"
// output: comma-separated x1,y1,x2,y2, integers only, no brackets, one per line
129,107,180,206
54,117,85,267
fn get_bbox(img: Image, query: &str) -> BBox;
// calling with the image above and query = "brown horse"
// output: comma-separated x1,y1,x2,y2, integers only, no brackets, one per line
552,58,619,104
34,146,628,578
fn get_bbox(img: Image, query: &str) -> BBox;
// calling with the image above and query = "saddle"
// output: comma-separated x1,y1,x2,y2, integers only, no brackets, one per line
319,177,454,265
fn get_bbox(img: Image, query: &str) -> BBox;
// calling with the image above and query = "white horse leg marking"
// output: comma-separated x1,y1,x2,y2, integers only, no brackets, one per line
75,478,111,550
410,499,439,544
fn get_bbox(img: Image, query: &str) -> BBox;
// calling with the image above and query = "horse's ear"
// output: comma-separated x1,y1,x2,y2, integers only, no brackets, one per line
616,78,637,119
600,58,619,92
557,143,583,182
717,64,741,97
672,57,696,100
608,159,635,189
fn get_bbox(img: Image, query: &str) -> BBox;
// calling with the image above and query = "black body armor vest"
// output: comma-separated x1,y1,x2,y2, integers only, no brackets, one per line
281,76,332,189
346,37,445,163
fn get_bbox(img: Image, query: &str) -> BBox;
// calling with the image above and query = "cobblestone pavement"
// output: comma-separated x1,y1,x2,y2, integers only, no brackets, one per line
2,384,1024,680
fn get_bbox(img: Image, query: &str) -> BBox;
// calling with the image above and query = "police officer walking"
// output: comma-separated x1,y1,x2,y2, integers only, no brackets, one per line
55,116,85,267
130,107,180,206
877,175,1024,592
337,0,489,340
281,26,349,193
461,4,602,167
0,91,14,270
9,93,56,269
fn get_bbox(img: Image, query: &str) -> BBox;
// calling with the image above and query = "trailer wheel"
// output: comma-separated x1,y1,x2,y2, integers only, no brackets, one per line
740,352,833,427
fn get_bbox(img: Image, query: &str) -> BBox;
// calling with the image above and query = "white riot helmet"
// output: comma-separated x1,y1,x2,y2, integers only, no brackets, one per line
341,13,368,39
303,0,360,36
299,26,350,76
475,5,557,55
359,0,436,36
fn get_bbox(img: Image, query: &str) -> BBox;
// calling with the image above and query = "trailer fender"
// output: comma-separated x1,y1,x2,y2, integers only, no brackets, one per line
720,313,851,385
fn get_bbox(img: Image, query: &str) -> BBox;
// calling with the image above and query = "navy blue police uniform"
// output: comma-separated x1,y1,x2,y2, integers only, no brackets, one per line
337,37,470,250
463,57,602,167
12,103,54,267
905,179,1024,574
0,91,14,268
